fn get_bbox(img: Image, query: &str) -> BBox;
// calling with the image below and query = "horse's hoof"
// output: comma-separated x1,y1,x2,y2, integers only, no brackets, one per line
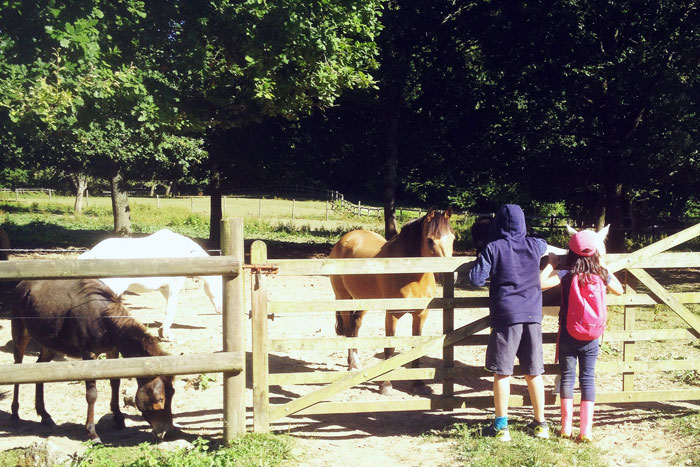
113,415,126,430
41,416,56,427
412,382,433,396
379,382,393,396
88,435,103,445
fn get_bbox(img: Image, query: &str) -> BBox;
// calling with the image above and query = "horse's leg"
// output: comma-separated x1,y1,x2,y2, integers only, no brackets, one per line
107,350,125,430
83,353,102,442
331,278,365,370
410,309,433,395
343,310,367,371
379,310,402,395
159,279,183,341
10,320,30,424
35,347,57,426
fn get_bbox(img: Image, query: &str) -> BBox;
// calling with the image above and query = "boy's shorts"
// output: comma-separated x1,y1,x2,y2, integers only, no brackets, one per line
485,322,544,376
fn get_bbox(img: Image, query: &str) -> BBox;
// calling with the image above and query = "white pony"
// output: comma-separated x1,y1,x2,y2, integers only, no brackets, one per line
79,229,223,340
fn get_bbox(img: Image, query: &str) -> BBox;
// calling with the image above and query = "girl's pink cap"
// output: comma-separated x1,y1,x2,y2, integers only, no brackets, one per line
569,230,598,257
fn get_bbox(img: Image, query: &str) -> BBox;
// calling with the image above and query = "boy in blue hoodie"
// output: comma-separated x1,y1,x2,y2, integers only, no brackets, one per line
468,204,549,441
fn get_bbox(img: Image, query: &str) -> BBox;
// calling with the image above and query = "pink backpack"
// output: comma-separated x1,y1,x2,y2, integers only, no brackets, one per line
566,273,607,340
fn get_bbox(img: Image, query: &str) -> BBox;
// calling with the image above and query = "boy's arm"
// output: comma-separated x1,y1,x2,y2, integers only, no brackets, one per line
467,248,492,287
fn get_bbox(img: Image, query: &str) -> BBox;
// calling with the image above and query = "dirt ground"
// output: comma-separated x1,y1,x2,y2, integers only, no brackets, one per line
0,245,698,466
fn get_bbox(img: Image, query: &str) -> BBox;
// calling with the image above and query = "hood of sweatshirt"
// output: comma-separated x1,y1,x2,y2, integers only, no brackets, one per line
489,204,527,242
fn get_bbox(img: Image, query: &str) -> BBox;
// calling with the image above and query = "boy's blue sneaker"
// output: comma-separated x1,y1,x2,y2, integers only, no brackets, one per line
525,420,550,439
482,424,511,442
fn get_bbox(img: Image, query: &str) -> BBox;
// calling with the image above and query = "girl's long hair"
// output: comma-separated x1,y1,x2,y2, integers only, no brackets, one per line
566,250,607,285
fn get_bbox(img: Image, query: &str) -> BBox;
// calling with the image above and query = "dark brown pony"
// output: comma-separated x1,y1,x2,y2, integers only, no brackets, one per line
11,279,177,443
330,209,455,395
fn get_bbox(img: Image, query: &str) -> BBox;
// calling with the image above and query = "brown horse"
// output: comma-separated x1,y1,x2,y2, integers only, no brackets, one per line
330,208,455,395
11,279,177,443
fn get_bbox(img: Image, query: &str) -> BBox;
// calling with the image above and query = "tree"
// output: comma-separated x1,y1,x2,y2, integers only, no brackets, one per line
161,0,382,243
0,2,203,233
453,1,700,249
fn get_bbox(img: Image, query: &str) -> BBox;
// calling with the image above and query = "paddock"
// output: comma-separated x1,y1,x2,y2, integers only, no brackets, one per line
0,221,699,463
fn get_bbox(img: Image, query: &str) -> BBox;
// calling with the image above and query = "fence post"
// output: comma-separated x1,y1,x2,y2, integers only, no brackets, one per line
326,200,329,221
442,269,455,404
191,198,194,212
251,240,270,432
292,199,296,220
358,201,362,216
623,272,636,391
221,218,246,441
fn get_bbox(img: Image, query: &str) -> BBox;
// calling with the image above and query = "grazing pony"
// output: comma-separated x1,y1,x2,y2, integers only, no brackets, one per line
330,209,455,395
11,279,177,443
79,229,223,341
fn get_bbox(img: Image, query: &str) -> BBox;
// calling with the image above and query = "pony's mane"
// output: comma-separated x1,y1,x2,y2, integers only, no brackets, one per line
388,210,454,257
80,279,167,358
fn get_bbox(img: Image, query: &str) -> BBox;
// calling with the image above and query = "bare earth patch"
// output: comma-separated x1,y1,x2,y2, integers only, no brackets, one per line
0,248,698,466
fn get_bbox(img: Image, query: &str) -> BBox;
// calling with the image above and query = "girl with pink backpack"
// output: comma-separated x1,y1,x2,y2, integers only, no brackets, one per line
540,229,624,441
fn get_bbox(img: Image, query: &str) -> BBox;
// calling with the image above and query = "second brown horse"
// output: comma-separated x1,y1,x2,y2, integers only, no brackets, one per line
330,209,455,395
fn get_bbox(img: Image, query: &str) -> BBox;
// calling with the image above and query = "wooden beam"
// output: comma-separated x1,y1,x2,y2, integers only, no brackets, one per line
0,352,243,385
606,223,700,273
268,256,473,276
0,257,239,281
627,268,700,335
269,316,490,421
251,240,271,433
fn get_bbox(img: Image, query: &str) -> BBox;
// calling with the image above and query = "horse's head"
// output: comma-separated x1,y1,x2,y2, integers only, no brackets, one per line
566,224,609,256
421,208,455,257
135,375,177,440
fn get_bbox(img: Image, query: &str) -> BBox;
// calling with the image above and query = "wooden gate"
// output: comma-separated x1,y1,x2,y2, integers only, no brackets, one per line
249,224,700,432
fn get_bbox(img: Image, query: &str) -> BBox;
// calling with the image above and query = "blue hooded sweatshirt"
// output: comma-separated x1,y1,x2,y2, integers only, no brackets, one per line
468,204,547,327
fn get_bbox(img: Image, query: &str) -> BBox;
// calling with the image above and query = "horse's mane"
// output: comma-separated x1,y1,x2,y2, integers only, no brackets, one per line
388,210,454,257
80,279,167,358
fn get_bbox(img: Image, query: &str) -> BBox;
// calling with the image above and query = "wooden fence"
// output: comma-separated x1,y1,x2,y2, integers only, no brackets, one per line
0,218,247,442
247,223,700,432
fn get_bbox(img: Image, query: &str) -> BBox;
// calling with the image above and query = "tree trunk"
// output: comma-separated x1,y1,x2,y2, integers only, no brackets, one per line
209,161,222,246
383,110,400,239
71,173,89,214
165,181,173,197
110,170,132,237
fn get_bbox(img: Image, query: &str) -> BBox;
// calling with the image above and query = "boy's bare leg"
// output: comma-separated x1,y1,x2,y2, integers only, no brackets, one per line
524,374,545,422
494,374,510,417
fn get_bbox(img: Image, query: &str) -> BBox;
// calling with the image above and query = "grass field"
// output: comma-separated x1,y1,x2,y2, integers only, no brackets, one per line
0,194,475,250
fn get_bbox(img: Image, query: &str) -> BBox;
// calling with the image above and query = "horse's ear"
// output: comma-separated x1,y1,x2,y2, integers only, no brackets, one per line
598,224,610,241
425,209,435,221
566,224,578,236
444,207,452,219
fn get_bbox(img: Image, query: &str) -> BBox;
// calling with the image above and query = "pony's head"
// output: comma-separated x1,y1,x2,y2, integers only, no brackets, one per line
566,224,609,255
420,208,455,258
136,375,177,440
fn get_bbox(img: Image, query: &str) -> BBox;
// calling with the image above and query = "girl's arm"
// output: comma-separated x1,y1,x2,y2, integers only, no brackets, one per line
606,272,624,296
600,254,624,296
540,253,561,290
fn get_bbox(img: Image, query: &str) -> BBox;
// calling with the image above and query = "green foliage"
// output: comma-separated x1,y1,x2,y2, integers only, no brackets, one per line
443,422,605,466
69,435,293,467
